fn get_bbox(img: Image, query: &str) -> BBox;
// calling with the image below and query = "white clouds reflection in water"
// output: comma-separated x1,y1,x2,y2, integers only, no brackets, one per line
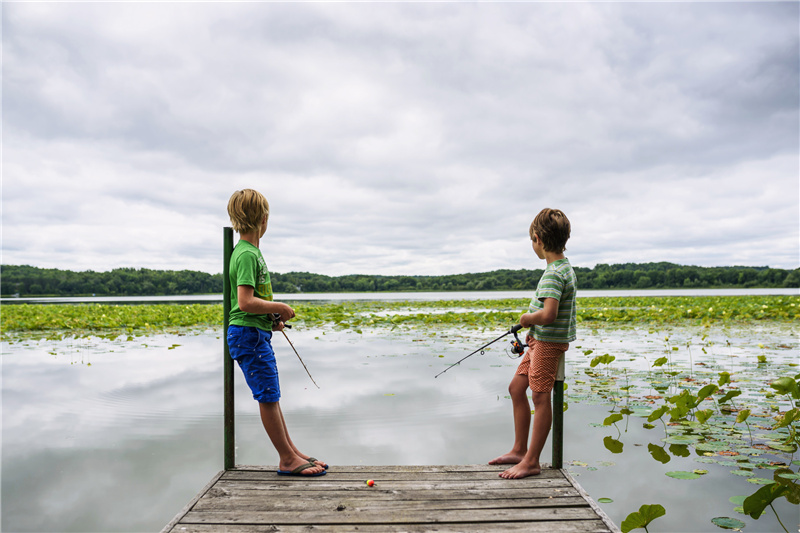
2,324,797,532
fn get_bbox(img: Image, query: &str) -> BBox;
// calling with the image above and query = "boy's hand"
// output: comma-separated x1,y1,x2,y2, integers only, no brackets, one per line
274,302,295,323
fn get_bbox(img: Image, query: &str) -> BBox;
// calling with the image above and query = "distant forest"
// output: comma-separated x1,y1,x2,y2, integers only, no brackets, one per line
1,263,798,297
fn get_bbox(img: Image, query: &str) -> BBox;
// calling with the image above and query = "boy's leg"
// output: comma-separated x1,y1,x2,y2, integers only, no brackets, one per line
489,374,531,464
499,391,551,479
276,403,328,469
500,341,564,479
259,401,324,475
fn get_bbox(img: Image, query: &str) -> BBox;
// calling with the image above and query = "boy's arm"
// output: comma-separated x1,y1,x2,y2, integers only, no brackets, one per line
237,285,295,322
519,297,559,328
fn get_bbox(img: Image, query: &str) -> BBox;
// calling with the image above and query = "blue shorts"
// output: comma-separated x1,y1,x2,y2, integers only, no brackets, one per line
227,325,281,403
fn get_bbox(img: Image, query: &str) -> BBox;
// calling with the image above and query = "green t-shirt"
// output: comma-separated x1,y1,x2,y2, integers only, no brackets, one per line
529,258,577,343
229,240,274,332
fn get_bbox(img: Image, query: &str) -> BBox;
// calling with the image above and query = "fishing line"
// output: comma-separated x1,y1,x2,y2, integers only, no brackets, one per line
272,314,320,389
435,324,524,379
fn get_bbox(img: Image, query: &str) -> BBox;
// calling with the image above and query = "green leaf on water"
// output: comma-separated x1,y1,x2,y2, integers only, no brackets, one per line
697,384,719,401
604,413,624,426
728,495,746,506
669,444,691,457
710,517,746,530
743,483,789,519
648,443,670,464
735,409,751,424
598,497,614,503
603,436,624,454
696,409,714,424
695,441,730,452
620,504,666,533
647,405,670,422
665,471,701,480
718,390,742,404
652,356,668,368
746,477,775,485
769,376,800,399
775,407,799,429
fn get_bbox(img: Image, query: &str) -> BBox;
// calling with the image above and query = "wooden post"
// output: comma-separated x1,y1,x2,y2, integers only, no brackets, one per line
552,353,565,469
223,227,235,470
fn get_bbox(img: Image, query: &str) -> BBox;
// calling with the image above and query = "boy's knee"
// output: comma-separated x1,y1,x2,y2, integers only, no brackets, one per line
530,391,551,405
509,377,528,397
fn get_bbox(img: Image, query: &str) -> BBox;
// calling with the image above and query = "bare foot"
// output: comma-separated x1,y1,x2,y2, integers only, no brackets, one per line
499,461,541,479
488,452,525,465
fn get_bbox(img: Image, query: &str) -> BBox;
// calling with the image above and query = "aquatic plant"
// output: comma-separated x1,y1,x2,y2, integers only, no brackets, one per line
621,504,666,533
571,340,799,531
2,294,797,532
2,295,797,341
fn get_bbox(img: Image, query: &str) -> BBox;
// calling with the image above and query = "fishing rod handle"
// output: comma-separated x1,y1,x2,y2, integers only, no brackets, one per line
271,312,292,328
510,324,523,333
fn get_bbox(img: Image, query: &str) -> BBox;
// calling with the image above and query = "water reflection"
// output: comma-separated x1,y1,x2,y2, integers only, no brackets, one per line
2,323,797,532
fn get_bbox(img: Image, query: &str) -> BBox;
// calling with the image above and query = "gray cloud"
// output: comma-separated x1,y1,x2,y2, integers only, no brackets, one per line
3,2,798,275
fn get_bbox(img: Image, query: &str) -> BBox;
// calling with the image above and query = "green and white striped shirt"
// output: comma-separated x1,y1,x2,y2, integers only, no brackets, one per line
529,258,577,343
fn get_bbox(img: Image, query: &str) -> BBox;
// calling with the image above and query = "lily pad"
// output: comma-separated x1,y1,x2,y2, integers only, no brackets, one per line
597,497,614,503
663,435,700,445
766,442,797,453
695,442,730,452
710,517,746,530
666,470,701,480
734,447,764,456
746,477,775,485
694,457,717,464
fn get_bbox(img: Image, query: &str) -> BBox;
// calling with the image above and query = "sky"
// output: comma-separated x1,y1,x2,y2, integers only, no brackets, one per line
3,2,798,277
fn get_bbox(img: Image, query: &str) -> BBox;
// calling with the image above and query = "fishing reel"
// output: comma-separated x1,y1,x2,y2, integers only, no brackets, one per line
509,337,525,356
508,324,525,357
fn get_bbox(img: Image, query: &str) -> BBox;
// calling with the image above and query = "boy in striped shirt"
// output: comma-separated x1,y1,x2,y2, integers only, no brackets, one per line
490,208,577,479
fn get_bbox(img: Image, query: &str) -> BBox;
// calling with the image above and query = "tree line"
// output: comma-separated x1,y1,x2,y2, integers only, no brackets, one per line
1,262,797,297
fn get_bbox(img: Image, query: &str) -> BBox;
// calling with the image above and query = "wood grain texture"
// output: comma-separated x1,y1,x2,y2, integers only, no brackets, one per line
162,465,618,533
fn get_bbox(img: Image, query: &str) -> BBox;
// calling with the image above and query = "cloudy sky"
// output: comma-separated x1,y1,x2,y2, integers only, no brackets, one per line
3,2,798,276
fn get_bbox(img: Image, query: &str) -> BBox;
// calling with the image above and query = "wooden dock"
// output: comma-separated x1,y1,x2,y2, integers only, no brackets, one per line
162,464,620,533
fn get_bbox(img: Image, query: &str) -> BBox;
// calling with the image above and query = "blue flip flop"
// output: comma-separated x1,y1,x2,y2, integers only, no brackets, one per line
277,462,327,477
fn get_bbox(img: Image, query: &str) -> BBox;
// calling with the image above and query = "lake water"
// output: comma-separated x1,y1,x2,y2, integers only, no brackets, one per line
3,318,798,532
3,287,798,305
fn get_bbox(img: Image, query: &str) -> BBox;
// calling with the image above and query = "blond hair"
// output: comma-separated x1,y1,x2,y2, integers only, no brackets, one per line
530,208,571,253
227,189,270,233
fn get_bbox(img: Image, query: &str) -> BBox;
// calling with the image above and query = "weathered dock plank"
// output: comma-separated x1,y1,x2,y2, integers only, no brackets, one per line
162,465,620,533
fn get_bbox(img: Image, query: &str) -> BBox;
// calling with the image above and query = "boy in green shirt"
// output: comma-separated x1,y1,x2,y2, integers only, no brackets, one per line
226,189,326,477
489,208,577,479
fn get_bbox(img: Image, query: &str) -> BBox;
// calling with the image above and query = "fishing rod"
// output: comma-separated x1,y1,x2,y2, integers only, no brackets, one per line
435,324,525,379
272,314,320,389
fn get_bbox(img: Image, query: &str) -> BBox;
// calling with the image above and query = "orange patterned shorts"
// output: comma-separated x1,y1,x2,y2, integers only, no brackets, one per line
515,338,569,393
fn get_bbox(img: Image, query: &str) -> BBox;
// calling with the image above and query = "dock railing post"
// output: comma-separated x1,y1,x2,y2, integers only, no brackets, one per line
552,353,565,469
223,227,235,471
